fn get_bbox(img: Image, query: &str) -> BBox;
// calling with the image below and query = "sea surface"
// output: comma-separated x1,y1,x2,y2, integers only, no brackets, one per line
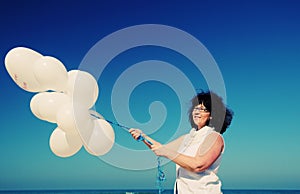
1,190,300,194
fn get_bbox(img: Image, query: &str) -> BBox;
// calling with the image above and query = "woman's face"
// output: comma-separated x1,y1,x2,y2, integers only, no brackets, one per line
192,103,211,129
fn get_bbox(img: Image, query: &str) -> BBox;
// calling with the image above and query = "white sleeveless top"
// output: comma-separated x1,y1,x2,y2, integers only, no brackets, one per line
174,126,224,194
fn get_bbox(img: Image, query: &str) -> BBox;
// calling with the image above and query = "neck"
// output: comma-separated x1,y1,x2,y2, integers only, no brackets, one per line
196,125,206,131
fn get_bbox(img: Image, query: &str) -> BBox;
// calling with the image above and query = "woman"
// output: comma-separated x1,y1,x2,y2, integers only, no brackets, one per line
130,91,233,194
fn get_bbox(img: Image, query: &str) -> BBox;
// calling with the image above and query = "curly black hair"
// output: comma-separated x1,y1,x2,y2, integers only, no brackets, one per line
188,91,233,134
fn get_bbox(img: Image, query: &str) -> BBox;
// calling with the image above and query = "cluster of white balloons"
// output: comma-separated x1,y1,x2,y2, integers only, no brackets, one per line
4,47,115,158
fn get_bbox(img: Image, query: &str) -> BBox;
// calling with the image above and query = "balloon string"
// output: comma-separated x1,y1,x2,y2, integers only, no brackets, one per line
90,113,165,193
157,156,166,194
90,113,153,144
90,113,131,130
106,120,131,130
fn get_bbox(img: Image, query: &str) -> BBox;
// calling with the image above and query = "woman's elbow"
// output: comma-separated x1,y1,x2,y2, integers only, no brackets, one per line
188,163,205,173
190,160,209,173
193,166,208,173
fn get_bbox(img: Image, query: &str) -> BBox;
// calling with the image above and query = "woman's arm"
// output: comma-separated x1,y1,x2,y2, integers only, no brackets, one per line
152,132,224,173
129,128,223,173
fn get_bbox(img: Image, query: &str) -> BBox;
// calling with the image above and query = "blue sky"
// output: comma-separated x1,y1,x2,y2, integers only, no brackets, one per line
1,0,300,191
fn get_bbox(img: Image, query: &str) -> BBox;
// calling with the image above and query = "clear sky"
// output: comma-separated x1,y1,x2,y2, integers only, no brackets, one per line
1,0,300,191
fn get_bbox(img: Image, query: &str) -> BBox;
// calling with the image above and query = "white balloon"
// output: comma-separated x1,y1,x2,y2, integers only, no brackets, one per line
49,127,82,158
66,70,99,108
4,47,43,92
33,56,68,92
30,92,70,123
83,119,115,156
30,93,43,120
56,102,94,137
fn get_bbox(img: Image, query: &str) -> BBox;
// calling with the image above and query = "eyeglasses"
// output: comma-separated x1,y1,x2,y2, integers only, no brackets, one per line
193,107,209,112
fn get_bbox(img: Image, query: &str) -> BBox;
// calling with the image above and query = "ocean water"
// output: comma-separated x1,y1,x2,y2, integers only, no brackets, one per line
1,190,300,194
